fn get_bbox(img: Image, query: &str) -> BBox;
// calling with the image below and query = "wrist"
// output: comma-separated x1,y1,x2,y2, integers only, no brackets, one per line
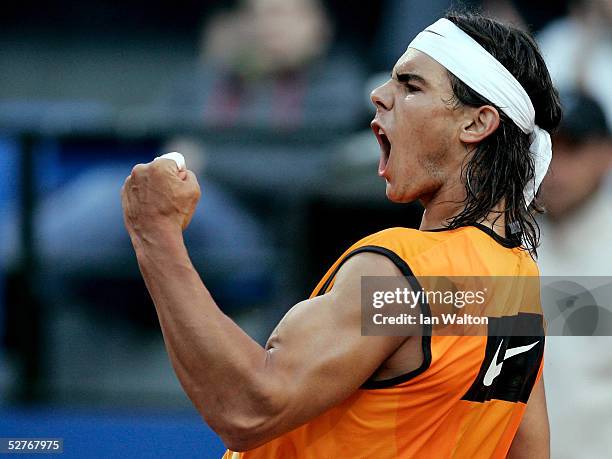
129,222,185,255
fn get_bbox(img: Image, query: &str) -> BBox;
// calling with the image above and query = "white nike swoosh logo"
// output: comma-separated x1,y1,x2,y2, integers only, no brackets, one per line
483,340,539,387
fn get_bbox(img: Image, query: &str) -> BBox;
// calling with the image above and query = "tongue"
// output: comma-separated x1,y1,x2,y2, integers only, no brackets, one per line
378,152,388,176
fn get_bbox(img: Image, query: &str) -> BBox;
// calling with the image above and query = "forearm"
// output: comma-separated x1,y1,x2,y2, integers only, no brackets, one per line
131,227,279,439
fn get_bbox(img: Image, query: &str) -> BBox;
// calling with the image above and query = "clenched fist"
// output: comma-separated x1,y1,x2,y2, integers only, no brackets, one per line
121,158,201,240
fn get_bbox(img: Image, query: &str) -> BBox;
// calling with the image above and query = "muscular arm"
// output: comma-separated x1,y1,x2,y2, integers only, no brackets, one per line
121,158,414,450
131,221,409,451
507,376,550,459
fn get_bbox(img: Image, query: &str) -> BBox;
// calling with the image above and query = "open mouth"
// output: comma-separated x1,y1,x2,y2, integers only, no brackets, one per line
372,123,391,176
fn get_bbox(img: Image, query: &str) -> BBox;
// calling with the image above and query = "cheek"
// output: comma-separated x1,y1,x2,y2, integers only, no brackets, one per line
394,115,452,174
395,99,455,144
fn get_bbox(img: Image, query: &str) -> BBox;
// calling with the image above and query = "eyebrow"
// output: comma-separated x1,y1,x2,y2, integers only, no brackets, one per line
392,71,428,87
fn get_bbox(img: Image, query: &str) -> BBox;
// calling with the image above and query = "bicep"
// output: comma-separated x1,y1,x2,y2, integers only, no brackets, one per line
508,376,550,459
261,253,410,435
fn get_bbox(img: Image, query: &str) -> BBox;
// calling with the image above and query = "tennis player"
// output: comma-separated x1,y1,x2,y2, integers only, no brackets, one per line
121,12,560,458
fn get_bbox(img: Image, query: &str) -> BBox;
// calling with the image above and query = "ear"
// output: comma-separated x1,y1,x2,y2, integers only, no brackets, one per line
459,105,500,144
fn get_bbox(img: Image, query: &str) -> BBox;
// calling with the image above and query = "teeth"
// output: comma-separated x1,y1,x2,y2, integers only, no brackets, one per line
379,129,384,135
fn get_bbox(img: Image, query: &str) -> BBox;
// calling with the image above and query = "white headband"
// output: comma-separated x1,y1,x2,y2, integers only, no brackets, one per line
408,18,552,206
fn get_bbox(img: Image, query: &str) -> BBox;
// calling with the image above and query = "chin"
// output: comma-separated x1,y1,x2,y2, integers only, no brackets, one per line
385,183,412,203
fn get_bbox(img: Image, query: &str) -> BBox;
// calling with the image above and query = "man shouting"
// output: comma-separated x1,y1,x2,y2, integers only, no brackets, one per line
122,11,560,459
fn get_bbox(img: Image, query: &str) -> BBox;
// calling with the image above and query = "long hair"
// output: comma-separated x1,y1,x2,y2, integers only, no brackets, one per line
443,12,562,256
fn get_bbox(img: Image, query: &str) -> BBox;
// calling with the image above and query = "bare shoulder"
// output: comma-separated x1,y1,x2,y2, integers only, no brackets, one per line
269,251,406,336
332,250,408,291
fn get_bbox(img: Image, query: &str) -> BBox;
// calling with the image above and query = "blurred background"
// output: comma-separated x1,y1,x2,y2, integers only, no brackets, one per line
0,0,610,457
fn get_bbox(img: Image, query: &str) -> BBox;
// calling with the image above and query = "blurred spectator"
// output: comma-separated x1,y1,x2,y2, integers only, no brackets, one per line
22,0,370,360
537,0,612,128
539,92,612,274
8,0,370,403
159,0,365,129
538,92,612,459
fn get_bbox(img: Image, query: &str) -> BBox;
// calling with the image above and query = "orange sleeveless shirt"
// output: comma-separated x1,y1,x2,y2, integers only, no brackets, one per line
224,225,545,458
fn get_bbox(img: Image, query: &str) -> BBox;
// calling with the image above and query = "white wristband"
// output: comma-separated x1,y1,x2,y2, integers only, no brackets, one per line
154,152,186,171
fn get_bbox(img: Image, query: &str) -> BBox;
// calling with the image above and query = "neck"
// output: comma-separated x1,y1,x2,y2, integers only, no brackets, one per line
418,181,507,237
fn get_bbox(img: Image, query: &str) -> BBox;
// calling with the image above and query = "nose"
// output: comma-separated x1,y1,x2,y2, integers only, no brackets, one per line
370,80,393,111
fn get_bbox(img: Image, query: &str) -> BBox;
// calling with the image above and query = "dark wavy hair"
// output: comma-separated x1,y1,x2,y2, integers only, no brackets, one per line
443,12,562,256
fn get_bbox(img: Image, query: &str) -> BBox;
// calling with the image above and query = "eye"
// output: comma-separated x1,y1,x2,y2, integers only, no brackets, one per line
405,83,421,92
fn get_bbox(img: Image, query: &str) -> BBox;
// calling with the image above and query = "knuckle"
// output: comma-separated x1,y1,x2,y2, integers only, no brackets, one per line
131,163,146,176
150,161,168,177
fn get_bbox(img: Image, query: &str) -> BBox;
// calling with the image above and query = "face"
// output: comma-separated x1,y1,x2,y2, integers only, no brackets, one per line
249,0,330,73
540,136,612,219
370,48,467,204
